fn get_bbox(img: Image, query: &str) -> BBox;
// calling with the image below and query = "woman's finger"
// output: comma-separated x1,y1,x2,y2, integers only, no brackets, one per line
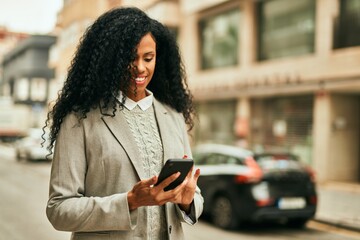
155,172,180,190
141,176,157,187
193,168,200,182
186,166,194,178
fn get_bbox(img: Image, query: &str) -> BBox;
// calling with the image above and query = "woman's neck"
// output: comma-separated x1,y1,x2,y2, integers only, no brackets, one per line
126,90,148,102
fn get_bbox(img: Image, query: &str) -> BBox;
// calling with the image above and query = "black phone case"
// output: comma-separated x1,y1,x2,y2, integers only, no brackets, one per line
155,159,194,191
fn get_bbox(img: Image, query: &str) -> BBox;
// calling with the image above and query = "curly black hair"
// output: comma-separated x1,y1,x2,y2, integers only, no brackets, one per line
44,7,195,152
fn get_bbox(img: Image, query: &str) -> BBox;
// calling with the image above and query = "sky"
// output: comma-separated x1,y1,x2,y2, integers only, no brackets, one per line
0,0,63,34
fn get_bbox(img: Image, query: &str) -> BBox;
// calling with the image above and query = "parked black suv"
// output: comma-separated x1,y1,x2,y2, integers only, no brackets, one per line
193,144,317,229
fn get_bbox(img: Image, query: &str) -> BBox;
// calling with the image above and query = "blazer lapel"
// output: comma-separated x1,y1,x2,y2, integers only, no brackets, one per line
153,98,171,164
101,107,146,180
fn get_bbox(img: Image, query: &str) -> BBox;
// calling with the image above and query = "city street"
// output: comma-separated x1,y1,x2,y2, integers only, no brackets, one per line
0,144,359,240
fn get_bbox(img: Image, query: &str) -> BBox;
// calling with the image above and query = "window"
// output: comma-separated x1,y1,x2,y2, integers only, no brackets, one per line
250,96,314,164
226,156,244,165
257,0,316,60
195,100,236,145
15,78,29,101
199,8,240,69
204,154,226,165
333,0,360,49
167,27,178,40
197,153,244,166
30,78,47,102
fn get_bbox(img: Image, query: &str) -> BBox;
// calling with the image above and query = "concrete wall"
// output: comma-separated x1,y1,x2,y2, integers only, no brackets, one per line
307,92,359,183
328,95,359,181
313,92,332,182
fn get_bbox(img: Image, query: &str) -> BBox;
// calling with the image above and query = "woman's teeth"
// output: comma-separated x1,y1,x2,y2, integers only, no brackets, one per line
135,77,145,82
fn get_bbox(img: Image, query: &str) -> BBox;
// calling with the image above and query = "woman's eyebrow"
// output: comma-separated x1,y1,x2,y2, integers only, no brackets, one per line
143,51,155,55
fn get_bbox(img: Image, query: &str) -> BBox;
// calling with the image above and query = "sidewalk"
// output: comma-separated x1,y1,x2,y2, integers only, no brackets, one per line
315,182,360,231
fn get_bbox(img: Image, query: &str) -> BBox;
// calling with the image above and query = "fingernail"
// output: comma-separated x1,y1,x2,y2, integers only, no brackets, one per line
183,155,188,159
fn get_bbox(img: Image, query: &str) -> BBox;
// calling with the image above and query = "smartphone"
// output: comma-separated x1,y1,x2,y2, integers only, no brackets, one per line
155,158,194,191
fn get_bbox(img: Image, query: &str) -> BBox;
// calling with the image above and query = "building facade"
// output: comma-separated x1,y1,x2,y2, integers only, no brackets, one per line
0,27,28,95
48,0,360,228
176,0,360,185
2,35,56,127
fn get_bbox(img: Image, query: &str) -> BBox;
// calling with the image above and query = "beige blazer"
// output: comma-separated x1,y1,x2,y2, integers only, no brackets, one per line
46,98,203,240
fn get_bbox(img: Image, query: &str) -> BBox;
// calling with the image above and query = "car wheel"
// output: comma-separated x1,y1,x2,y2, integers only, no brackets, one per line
286,218,309,228
16,151,22,161
24,152,33,161
211,195,238,229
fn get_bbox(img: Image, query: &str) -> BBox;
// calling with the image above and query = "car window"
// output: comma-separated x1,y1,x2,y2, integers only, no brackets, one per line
198,153,244,166
227,156,241,165
255,153,299,161
193,152,207,165
205,154,225,165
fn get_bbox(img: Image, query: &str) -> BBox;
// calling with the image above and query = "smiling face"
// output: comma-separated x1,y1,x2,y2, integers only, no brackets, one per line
127,33,157,102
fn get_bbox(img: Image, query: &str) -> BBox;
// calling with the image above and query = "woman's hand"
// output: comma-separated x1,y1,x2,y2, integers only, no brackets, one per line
175,168,201,213
127,168,200,211
127,171,181,210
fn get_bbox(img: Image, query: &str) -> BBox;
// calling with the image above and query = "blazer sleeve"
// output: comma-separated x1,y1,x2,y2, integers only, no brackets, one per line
46,113,138,232
176,113,204,224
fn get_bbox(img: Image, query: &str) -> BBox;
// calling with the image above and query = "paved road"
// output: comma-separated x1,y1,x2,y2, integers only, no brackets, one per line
1,144,359,240
0,146,70,240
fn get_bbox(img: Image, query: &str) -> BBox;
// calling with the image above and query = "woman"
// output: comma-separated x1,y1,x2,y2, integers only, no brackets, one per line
45,7,203,240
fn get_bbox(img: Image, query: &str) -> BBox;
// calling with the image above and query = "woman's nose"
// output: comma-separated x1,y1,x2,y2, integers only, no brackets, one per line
134,60,145,73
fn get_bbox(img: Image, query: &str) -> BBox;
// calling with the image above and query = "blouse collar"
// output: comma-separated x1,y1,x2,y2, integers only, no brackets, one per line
118,89,154,111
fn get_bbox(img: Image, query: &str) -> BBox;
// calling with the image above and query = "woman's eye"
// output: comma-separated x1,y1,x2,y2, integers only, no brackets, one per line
144,58,153,62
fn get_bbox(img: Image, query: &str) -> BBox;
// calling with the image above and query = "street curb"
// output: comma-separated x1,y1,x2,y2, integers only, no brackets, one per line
312,219,360,233
308,220,360,240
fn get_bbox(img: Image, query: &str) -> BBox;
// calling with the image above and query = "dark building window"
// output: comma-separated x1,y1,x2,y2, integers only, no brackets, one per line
250,95,314,164
257,0,316,60
333,0,360,49
199,8,240,69
167,27,178,40
195,100,236,145
9,79,15,97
